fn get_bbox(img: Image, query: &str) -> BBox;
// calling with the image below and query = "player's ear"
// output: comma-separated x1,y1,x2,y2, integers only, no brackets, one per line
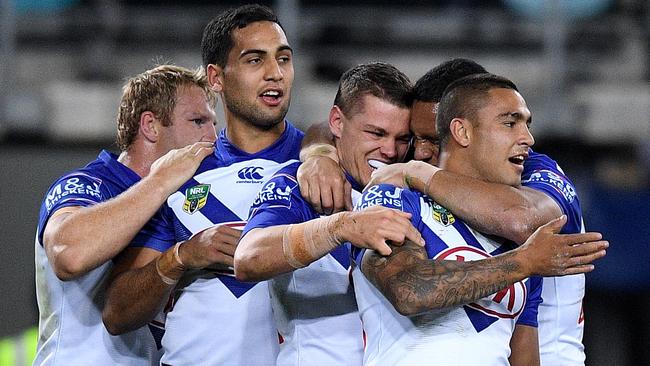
328,105,344,139
139,111,159,143
450,117,471,147
206,64,224,93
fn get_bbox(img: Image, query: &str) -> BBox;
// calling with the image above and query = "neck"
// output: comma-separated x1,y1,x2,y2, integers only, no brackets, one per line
225,113,286,154
438,147,479,180
117,142,160,178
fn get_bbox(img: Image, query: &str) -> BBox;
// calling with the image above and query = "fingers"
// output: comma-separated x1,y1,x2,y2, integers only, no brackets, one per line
344,182,353,211
559,231,603,245
562,264,595,275
308,179,323,214
403,223,425,247
320,186,335,216
539,215,567,234
371,241,393,256
567,240,609,257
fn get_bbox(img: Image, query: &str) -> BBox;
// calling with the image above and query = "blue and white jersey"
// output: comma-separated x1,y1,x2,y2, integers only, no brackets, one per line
242,161,364,366
352,184,542,366
132,122,303,366
34,150,160,366
523,150,586,366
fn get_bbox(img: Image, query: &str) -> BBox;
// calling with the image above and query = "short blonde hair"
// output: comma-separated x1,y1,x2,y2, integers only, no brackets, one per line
116,65,217,151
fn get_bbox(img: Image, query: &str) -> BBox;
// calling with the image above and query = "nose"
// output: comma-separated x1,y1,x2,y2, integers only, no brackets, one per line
264,58,283,81
203,124,218,143
414,144,433,162
521,125,535,147
379,138,398,160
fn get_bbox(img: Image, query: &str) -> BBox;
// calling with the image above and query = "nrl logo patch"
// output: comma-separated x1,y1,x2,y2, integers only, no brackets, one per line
183,184,211,214
431,202,455,226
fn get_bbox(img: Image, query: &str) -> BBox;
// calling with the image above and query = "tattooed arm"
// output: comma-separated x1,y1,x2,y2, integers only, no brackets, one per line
360,216,608,316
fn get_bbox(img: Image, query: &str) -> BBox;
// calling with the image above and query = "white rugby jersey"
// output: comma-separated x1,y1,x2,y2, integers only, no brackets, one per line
351,184,542,366
242,162,364,366
132,123,303,366
34,150,160,366
523,150,586,366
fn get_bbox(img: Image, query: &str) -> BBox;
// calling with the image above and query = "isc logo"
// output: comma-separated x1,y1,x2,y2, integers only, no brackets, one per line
238,166,264,180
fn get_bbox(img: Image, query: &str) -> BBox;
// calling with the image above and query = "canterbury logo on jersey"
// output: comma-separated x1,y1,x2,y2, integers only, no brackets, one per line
237,166,264,181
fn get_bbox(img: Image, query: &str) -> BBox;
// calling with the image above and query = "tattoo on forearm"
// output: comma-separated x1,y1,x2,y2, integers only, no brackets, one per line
364,242,522,315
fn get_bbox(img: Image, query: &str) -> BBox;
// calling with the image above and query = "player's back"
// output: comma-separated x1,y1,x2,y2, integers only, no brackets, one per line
523,150,586,366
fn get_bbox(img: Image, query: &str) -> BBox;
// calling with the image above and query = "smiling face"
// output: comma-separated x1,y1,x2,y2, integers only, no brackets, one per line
410,100,440,166
463,88,534,187
330,94,411,186
212,21,293,130
158,84,218,151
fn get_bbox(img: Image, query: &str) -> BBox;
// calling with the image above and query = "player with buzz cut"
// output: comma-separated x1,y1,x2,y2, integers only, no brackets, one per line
235,62,423,366
102,4,357,366
34,64,217,365
352,73,608,366
371,58,592,365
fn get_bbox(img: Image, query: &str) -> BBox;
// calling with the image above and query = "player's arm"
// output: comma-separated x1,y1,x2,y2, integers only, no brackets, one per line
509,325,541,366
103,224,240,335
234,205,424,282
360,216,607,316
366,160,561,244
298,121,352,214
43,142,214,281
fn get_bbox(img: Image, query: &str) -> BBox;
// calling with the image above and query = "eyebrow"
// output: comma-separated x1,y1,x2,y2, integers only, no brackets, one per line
498,111,532,123
239,45,293,59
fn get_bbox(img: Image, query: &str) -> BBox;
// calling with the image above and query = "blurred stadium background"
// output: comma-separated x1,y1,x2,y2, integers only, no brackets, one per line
0,0,648,364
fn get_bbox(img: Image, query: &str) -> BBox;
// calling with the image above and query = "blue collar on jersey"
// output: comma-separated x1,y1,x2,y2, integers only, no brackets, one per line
344,171,364,193
215,120,301,165
98,150,141,186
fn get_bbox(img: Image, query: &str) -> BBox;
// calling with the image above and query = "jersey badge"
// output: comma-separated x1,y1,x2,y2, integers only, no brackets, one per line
431,202,455,226
183,184,211,214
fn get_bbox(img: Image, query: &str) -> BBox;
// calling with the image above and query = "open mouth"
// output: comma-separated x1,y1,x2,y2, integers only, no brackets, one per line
508,154,527,165
368,159,388,170
260,89,283,105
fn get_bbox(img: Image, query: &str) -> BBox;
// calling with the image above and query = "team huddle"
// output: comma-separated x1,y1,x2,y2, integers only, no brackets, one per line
34,4,608,366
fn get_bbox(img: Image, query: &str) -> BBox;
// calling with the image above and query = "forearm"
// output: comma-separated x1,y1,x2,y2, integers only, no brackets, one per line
363,242,529,316
235,214,346,282
103,247,183,335
509,324,540,366
46,175,174,279
234,226,295,282
300,121,334,151
418,167,559,244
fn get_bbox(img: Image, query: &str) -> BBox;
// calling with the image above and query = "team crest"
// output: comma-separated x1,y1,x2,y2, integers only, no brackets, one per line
183,184,211,214
431,202,455,226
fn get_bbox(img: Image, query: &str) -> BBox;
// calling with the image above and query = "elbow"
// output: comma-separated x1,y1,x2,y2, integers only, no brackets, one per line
103,317,125,336
494,213,536,245
385,290,428,317
102,307,129,335
51,254,87,281
391,298,426,317
233,250,260,282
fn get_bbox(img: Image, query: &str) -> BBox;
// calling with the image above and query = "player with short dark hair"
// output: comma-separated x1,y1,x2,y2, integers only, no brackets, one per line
353,73,607,365
373,59,592,365
235,62,419,365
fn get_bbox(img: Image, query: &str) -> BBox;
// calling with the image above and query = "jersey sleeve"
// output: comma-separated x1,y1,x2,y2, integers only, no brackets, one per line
129,204,177,252
351,184,422,264
37,172,107,244
516,276,543,327
522,152,582,234
241,166,312,238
